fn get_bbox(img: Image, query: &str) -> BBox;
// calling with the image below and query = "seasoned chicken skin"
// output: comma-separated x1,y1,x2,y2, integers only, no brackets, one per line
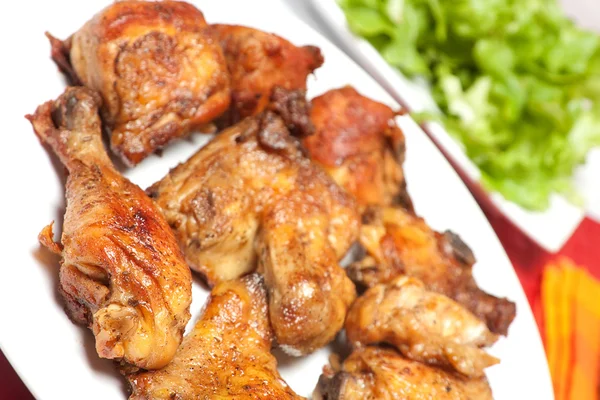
209,24,323,123
148,95,358,354
305,87,515,335
345,276,499,377
28,87,192,370
49,1,231,165
303,86,412,211
314,347,493,400
350,207,516,335
126,274,303,400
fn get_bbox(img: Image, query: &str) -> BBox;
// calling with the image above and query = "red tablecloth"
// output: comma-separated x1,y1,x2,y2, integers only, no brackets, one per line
2,215,599,399
0,350,33,399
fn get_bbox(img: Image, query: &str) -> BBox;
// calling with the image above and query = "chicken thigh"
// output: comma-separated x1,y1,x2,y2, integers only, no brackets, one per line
126,274,303,400
28,87,192,369
345,276,499,377
148,93,358,354
48,1,231,165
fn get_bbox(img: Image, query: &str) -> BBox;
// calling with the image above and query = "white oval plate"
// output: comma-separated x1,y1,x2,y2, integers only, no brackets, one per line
307,0,587,253
0,0,553,399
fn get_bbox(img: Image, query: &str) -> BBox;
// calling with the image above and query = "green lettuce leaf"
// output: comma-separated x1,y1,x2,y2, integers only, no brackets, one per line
340,0,600,210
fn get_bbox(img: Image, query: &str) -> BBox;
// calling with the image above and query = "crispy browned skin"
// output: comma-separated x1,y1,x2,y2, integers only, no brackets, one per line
209,24,323,123
48,1,231,166
148,99,358,355
28,87,192,369
126,274,303,400
345,276,499,378
314,347,493,400
350,207,516,335
303,86,412,211
304,87,515,335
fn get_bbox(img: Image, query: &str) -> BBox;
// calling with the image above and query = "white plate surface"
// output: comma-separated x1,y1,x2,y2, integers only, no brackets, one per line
308,0,590,253
0,0,552,399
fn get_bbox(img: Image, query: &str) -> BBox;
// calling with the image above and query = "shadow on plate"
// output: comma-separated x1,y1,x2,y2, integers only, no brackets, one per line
80,329,129,397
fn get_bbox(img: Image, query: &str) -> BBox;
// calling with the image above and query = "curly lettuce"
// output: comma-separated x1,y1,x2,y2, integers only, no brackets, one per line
340,0,600,210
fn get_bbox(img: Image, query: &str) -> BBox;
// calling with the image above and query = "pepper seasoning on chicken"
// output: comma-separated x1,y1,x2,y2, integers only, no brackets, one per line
126,274,303,400
28,87,192,370
345,276,499,378
48,1,231,166
148,89,358,355
350,206,517,335
314,347,493,400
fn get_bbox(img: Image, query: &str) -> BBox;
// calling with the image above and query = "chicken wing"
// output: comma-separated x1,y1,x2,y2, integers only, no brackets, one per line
126,274,303,399
303,86,412,211
48,1,231,165
350,206,516,335
148,92,358,354
28,87,192,370
209,24,323,123
314,347,493,400
345,276,498,377
304,87,516,335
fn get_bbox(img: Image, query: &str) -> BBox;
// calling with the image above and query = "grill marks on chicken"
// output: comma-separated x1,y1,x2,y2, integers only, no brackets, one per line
305,87,516,335
345,276,499,378
148,102,358,355
28,87,192,370
209,24,324,124
48,0,231,166
126,274,303,400
314,347,493,400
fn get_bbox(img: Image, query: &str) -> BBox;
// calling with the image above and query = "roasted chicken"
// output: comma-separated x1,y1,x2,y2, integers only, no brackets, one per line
345,276,499,378
350,206,516,335
28,87,192,369
48,1,231,165
304,87,516,335
303,86,412,211
148,91,358,355
209,24,324,123
126,274,303,400
314,347,493,400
